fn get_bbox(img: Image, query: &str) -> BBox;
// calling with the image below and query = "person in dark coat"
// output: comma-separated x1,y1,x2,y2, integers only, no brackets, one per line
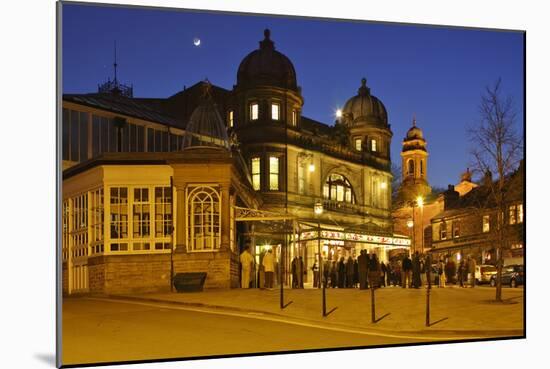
368,254,380,289
330,260,338,288
298,256,305,288
358,250,368,289
380,261,387,287
337,257,346,288
402,255,413,288
323,256,331,288
346,256,354,288
353,258,359,288
458,259,465,287
412,251,421,288
291,256,298,288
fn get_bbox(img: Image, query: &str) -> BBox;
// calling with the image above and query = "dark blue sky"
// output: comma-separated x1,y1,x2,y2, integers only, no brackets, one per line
62,3,524,188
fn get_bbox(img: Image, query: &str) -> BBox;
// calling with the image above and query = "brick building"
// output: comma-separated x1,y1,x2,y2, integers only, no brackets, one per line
429,162,525,266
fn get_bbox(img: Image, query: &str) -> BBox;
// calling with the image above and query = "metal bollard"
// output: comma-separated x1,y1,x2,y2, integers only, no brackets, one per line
371,284,376,323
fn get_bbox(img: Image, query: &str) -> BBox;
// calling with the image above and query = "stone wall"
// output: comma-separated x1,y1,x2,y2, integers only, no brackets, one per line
88,256,105,294
173,250,239,289
103,254,172,294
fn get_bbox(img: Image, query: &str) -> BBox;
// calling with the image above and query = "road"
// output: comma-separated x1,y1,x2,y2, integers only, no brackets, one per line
62,298,429,366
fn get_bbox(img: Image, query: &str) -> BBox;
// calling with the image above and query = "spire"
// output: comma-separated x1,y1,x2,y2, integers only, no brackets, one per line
412,113,416,127
97,41,133,98
113,40,118,84
259,28,275,50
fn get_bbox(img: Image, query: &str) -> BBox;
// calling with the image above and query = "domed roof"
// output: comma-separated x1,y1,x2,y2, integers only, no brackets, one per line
405,117,425,140
182,83,229,150
237,29,298,91
342,78,388,126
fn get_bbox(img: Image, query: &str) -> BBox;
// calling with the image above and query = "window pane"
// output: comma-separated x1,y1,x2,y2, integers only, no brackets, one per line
355,139,362,151
92,115,101,157
70,110,79,161
509,206,516,224
147,128,154,152
101,117,109,152
292,110,297,126
229,110,234,127
250,103,258,120
137,125,145,152
271,103,280,120
251,157,261,191
155,130,162,152
371,139,377,152
269,157,279,191
79,112,88,161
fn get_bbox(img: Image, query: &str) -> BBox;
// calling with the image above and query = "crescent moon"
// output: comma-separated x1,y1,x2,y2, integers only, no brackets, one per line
193,38,201,47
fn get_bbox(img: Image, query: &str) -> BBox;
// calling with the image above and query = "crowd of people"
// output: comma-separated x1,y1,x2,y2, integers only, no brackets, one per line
240,242,478,290
290,251,478,290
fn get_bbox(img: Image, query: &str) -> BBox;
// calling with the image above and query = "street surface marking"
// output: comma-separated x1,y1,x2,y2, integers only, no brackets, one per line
84,297,487,341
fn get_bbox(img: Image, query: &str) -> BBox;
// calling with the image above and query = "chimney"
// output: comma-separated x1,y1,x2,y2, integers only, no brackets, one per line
483,170,493,187
443,184,460,210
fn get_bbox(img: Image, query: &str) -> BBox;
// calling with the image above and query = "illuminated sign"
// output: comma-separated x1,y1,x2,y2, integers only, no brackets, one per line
298,230,411,247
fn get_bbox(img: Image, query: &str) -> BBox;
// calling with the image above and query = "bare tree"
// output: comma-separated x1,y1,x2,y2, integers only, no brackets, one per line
468,78,523,302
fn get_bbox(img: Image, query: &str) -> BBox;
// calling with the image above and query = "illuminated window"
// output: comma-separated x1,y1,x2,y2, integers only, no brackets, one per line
509,205,517,225
90,188,104,255
155,187,172,238
71,193,89,260
323,173,355,204
269,156,280,191
298,161,305,194
228,110,234,128
292,110,297,126
440,222,447,240
420,160,424,174
483,215,490,233
133,188,150,238
187,186,221,251
371,139,377,152
271,103,280,121
518,204,523,223
453,222,460,238
355,138,362,151
407,159,415,176
251,157,261,191
250,103,259,121
110,187,128,241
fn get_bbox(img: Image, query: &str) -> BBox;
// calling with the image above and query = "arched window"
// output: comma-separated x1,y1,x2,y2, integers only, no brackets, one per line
407,159,415,176
187,186,221,251
323,174,356,204
420,160,424,175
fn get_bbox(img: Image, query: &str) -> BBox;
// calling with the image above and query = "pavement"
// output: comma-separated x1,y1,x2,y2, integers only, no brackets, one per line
106,284,524,338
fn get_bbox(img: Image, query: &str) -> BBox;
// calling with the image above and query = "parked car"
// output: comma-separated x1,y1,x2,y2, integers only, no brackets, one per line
489,264,524,287
476,264,497,284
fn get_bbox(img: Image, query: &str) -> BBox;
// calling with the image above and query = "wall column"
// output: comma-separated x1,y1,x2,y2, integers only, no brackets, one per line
220,183,231,251
175,183,187,253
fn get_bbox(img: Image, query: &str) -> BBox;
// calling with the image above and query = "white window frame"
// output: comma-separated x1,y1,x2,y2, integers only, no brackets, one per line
228,110,234,128
355,138,362,151
250,103,259,121
186,185,221,252
269,156,280,191
251,157,261,191
371,139,377,152
271,103,280,121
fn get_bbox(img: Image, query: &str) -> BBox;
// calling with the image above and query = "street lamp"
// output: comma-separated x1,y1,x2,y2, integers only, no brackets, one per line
309,163,316,173
335,109,342,119
314,200,326,316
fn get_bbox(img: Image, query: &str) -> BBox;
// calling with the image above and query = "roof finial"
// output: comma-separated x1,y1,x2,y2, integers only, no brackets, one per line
358,77,370,96
259,28,275,50
412,113,417,127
